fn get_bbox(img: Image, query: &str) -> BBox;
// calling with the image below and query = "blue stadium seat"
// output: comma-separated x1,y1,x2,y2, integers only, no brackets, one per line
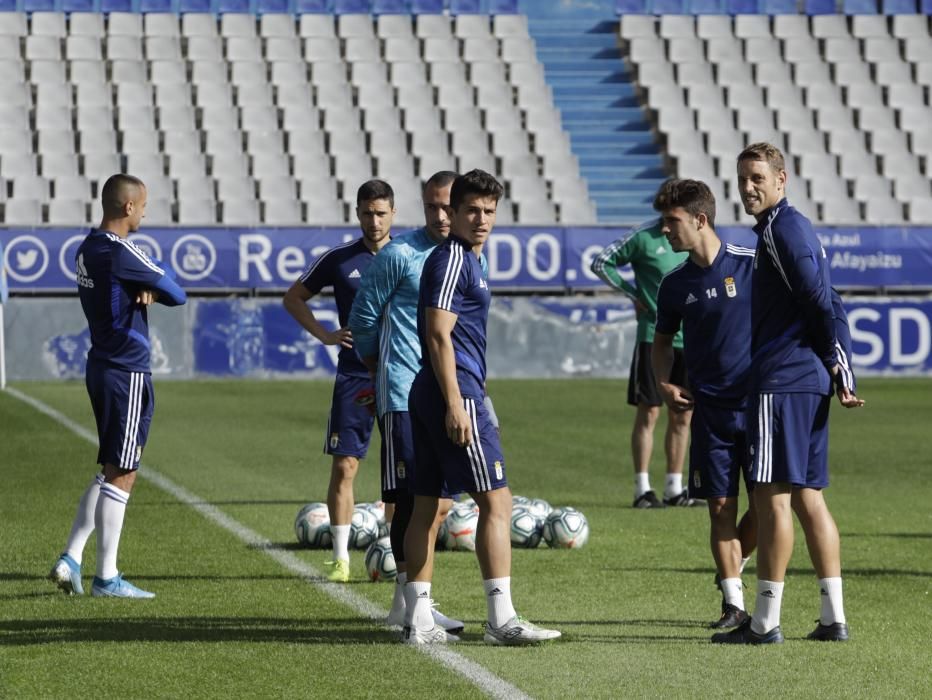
450,0,482,13
489,0,518,12
804,0,836,13
411,0,443,11
651,0,687,12
334,0,369,11
256,0,289,11
101,0,135,9
62,0,97,10
921,0,932,12
843,0,879,12
372,0,407,11
140,0,174,10
217,0,251,11
615,0,650,13
882,0,917,12
761,0,797,12
22,0,57,10
726,0,760,11
295,0,329,11
179,0,210,11
690,0,726,12
0,0,15,10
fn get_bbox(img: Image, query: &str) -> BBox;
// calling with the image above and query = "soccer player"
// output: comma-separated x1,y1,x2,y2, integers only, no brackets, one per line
401,170,561,645
591,218,696,508
713,142,864,645
48,174,187,598
347,171,464,633
283,179,393,583
650,179,758,628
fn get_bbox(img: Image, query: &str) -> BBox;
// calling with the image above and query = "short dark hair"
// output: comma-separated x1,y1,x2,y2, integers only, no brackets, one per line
356,179,394,208
737,142,786,174
652,178,717,228
101,173,145,217
423,170,458,196
450,169,503,211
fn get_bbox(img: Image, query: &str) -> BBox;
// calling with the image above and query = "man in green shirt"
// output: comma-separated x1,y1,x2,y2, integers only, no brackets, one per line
591,217,699,508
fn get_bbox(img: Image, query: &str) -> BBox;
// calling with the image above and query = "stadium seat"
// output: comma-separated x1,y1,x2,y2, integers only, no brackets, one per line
3,198,42,224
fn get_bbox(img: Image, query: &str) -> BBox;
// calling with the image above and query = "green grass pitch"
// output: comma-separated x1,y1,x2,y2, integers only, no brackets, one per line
1,378,930,698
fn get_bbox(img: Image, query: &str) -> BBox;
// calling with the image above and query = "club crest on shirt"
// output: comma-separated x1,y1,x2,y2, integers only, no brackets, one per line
329,432,339,449
494,461,503,480
724,276,737,297
135,446,143,462
396,460,406,479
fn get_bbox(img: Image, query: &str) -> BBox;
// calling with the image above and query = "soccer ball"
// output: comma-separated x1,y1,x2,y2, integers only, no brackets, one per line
510,505,543,548
442,507,479,551
360,501,389,538
350,505,380,549
295,502,332,548
364,537,397,582
456,496,479,513
542,507,589,549
526,498,553,523
512,494,531,507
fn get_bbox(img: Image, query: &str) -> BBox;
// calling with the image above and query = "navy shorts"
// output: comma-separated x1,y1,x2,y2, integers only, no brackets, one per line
324,372,376,458
379,411,413,503
628,342,687,407
689,400,747,499
85,359,154,472
746,392,831,489
409,373,506,498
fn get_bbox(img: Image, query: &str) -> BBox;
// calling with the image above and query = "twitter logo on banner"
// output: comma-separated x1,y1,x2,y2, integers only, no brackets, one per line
16,249,38,270
3,235,49,284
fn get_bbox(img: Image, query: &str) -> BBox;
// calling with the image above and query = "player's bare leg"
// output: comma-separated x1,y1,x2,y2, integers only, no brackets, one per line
325,455,358,582
632,404,662,507
662,406,696,505
792,487,848,639
708,496,748,628
737,499,758,564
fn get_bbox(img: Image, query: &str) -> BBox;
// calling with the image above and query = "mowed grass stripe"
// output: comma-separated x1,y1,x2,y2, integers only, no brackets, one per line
4,386,532,700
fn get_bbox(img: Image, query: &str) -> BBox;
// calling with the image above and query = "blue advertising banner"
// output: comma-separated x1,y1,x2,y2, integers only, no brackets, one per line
2,226,931,292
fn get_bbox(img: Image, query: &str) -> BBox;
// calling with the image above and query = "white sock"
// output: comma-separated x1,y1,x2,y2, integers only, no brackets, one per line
751,579,784,634
404,581,433,630
95,482,130,581
720,577,745,610
635,472,651,498
391,571,407,613
64,473,104,564
484,577,517,629
819,577,846,625
664,473,682,499
331,524,350,562
739,556,751,573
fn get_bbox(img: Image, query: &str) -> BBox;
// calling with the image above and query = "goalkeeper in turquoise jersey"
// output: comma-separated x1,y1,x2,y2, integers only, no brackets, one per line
591,217,697,509
348,171,468,635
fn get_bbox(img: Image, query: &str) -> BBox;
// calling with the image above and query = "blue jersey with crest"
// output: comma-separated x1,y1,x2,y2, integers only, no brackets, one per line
417,235,490,399
750,198,836,395
299,238,375,377
656,242,755,405
76,229,187,373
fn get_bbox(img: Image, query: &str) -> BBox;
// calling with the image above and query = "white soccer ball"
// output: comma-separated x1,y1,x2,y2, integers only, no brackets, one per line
512,494,531,507
295,502,332,548
526,498,553,523
455,497,479,513
360,501,389,538
510,505,543,549
442,507,479,551
542,507,589,550
364,537,397,582
350,506,380,550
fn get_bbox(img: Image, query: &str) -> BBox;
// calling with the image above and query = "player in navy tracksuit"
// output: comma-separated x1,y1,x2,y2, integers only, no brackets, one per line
713,143,864,645
49,174,187,599
282,180,393,582
651,179,758,630
401,170,560,646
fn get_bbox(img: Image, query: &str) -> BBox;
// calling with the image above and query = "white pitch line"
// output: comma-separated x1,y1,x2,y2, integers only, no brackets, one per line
5,386,532,700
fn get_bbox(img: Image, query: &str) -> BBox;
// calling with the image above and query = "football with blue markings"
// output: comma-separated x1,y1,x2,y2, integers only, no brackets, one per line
295,502,332,548
350,505,380,550
364,537,397,582
542,507,589,549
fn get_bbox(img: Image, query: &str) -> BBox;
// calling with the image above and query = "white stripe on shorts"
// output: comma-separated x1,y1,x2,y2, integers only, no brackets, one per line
464,399,491,492
383,414,396,492
119,372,144,470
755,393,773,483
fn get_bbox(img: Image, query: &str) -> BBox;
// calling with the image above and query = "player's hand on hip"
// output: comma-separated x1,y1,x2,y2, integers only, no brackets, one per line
325,327,354,348
446,403,473,447
136,289,159,306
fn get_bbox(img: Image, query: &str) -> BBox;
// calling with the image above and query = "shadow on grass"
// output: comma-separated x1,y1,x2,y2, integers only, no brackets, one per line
0,617,397,646
602,565,932,579
845,532,932,540
134,500,308,508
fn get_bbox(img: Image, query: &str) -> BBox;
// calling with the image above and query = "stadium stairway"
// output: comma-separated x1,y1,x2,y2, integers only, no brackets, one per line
527,15,667,224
